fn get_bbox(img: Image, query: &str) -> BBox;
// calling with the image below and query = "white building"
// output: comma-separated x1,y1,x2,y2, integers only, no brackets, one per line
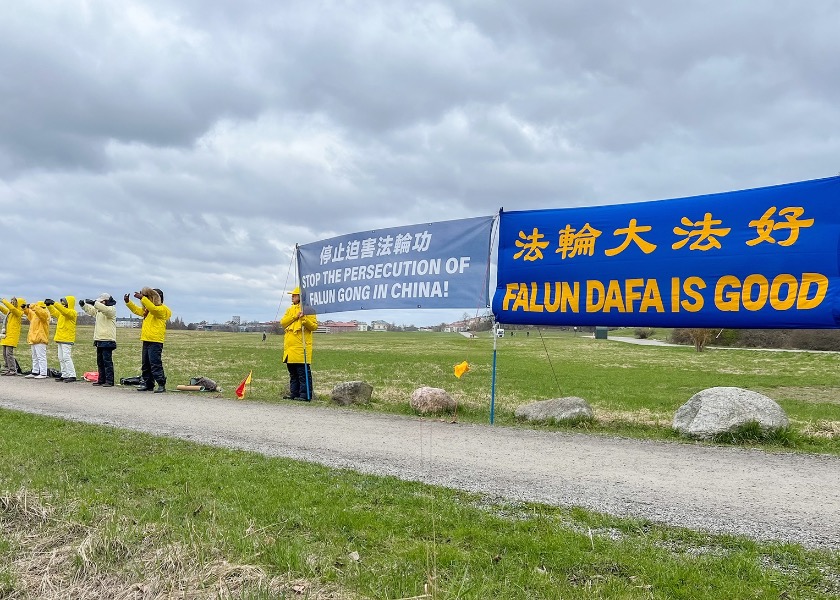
371,320,389,332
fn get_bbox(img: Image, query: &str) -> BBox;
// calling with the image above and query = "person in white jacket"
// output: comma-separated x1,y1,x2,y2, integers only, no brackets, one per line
81,293,117,386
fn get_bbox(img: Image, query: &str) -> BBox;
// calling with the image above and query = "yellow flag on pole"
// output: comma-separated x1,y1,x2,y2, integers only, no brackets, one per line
454,361,470,378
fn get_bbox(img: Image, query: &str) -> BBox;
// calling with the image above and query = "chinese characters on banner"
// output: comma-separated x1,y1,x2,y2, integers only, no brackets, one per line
493,176,840,328
298,216,494,314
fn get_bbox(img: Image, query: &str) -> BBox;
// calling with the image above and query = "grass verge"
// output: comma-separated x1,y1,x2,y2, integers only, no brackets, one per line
0,409,838,599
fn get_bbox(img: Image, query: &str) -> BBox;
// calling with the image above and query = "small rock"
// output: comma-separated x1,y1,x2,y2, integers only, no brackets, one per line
410,387,456,414
331,381,373,406
515,397,594,423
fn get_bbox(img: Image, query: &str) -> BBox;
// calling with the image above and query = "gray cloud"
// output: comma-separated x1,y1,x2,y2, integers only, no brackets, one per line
1,0,838,324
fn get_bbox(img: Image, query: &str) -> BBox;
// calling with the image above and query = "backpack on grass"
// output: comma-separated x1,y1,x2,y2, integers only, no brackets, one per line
189,376,219,392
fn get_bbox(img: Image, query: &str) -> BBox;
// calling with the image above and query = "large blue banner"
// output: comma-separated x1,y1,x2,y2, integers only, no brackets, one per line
299,216,494,314
493,176,840,328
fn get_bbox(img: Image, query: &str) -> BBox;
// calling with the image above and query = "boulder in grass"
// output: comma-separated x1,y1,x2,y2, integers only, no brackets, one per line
410,387,456,414
331,381,373,406
673,386,789,439
515,397,594,423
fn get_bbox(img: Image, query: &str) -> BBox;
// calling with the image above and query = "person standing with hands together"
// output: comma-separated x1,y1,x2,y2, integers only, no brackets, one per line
280,286,318,401
80,294,117,386
22,301,50,379
1,297,25,376
125,287,171,393
46,295,78,382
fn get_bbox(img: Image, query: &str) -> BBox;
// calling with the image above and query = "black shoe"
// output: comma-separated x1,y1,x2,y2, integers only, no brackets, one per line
54,376,65,382
154,384,166,394
136,385,153,391
295,396,311,402
102,382,114,387
63,377,77,383
92,382,104,386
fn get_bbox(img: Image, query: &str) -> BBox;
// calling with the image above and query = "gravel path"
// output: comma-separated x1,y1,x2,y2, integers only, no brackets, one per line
1,376,838,549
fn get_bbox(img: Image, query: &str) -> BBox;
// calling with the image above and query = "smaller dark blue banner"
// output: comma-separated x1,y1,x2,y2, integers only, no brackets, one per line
299,216,494,314
493,176,840,328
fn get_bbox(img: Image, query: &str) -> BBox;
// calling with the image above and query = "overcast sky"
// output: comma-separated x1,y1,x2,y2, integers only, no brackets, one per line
1,0,838,326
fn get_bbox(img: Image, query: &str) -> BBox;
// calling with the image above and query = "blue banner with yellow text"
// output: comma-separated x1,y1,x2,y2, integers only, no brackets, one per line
299,216,493,314
493,176,840,328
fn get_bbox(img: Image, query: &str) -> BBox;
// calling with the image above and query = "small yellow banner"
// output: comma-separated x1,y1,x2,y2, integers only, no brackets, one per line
454,361,470,378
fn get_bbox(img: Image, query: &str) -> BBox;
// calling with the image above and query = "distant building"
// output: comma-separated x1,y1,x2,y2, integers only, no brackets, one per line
444,320,469,333
116,317,141,328
232,315,241,325
371,320,389,332
321,320,367,334
443,317,483,332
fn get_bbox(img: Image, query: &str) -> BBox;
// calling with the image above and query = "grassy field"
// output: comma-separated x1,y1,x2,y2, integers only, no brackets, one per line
2,327,839,597
16,326,840,452
1,411,838,599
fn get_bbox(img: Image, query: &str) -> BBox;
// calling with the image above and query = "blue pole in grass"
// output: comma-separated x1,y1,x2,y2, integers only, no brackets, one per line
490,322,499,424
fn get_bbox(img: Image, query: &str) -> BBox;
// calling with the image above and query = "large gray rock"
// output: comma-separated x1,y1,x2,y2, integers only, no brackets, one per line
410,387,456,414
673,387,789,439
515,397,594,423
331,381,373,406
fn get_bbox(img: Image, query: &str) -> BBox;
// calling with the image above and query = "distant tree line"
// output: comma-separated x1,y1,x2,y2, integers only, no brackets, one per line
669,328,840,352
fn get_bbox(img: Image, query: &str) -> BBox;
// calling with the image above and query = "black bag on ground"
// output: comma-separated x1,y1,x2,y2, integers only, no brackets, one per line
120,375,143,386
189,376,219,391
47,367,62,378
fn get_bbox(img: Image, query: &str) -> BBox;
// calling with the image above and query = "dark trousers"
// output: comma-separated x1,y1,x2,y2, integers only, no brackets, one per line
141,341,166,388
286,362,312,399
95,342,115,385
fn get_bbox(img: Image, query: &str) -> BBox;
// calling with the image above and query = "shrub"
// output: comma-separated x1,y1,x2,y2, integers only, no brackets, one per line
734,329,794,349
668,328,714,351
711,329,738,346
789,329,840,351
668,328,692,345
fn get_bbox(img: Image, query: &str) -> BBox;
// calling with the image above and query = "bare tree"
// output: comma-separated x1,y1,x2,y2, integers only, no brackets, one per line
688,328,713,352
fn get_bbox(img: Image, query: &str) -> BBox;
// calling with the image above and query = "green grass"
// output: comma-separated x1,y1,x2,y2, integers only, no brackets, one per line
1,410,838,599
711,422,799,446
17,326,840,453
605,327,674,341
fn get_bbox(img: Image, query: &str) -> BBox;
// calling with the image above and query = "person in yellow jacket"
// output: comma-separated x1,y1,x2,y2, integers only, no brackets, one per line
46,295,78,382
81,293,118,387
22,301,50,378
280,286,318,401
0,301,6,374
1,296,25,376
125,287,171,393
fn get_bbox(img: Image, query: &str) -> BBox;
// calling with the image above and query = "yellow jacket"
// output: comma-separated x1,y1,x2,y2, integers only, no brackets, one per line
280,304,318,363
24,302,50,345
48,295,77,344
126,294,171,343
1,297,24,347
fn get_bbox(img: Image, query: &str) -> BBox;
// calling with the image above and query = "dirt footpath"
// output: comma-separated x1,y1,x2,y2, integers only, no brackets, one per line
1,376,838,549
